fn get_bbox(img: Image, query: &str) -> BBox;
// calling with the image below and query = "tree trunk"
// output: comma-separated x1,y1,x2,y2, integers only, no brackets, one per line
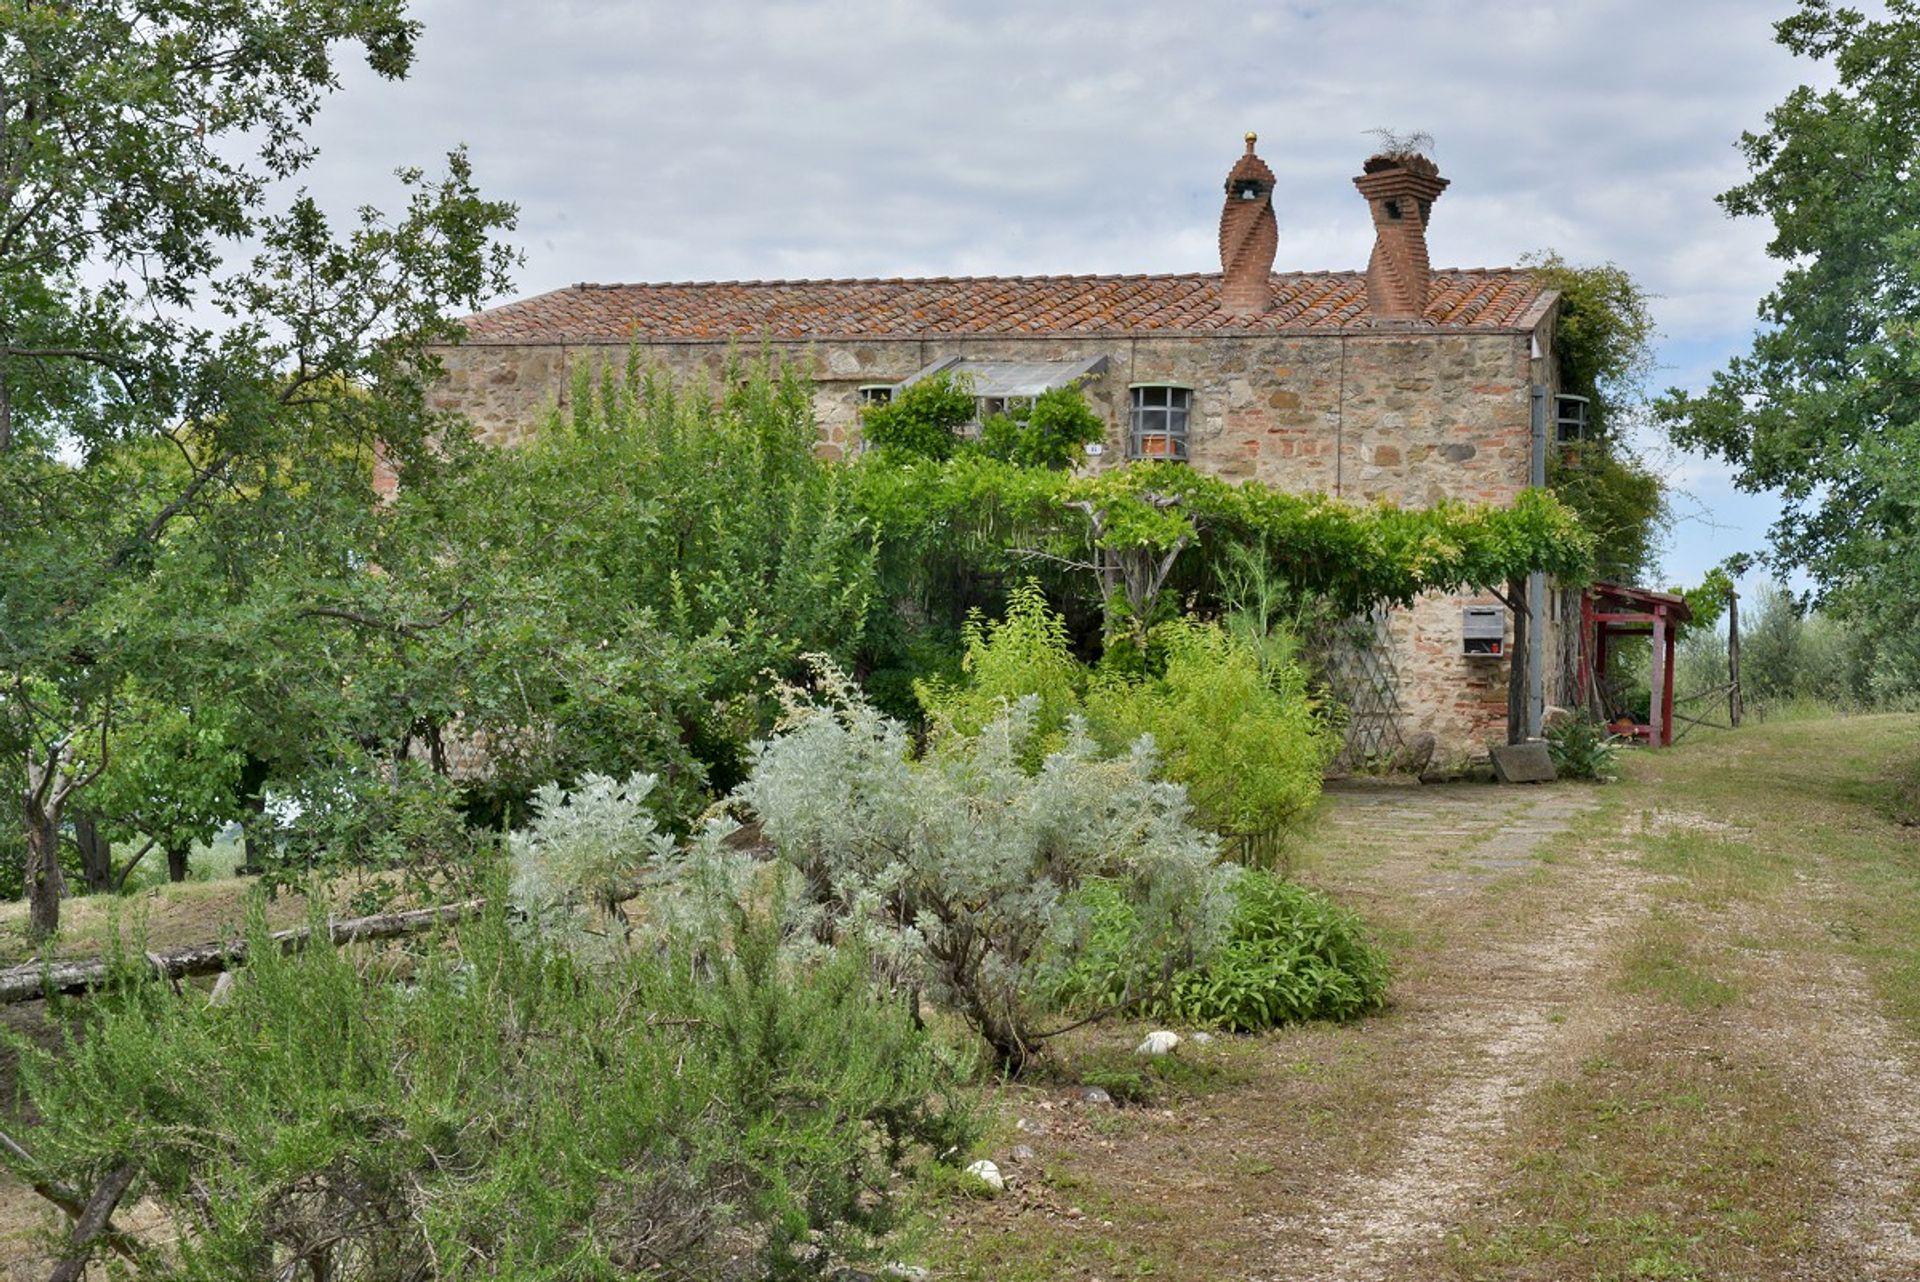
0,898,486,1004
1507,576,1530,745
166,842,190,883
1727,587,1743,728
72,811,111,893
23,754,67,940
236,756,271,875
23,802,63,940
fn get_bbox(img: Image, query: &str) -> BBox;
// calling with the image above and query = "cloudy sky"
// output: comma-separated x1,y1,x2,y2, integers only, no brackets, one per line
303,0,1822,589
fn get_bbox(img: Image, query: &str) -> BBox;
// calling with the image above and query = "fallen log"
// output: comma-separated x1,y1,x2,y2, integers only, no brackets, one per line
0,899,486,1006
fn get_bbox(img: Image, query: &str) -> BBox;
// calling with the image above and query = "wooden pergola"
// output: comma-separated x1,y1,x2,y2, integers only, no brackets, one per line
1579,581,1694,748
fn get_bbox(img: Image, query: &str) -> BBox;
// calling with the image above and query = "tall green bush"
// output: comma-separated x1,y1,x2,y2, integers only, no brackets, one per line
381,352,880,816
1089,618,1337,864
914,591,1337,861
916,580,1085,760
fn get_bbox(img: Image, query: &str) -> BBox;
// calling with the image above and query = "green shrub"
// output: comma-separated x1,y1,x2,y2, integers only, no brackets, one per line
4,896,975,1281
274,755,488,908
915,593,1337,861
1089,618,1337,865
1546,714,1621,782
915,580,1085,760
739,661,1231,1071
858,372,975,461
977,384,1106,469
1172,870,1390,1030
1045,869,1390,1032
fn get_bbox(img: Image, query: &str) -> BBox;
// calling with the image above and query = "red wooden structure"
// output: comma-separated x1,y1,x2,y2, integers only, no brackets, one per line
1578,581,1693,748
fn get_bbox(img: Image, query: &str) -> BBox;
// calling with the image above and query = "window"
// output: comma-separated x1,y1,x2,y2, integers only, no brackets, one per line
977,395,1034,422
857,384,894,406
1128,384,1191,460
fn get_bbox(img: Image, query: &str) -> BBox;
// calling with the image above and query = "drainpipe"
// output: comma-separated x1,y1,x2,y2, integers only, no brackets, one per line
1527,384,1548,739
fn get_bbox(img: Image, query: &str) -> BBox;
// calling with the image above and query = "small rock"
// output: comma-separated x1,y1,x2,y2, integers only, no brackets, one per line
880,1267,930,1282
1079,1086,1113,1106
206,972,236,1008
1189,1030,1215,1045
1009,1144,1037,1163
1015,1116,1046,1135
964,1159,1004,1192
1065,1206,1085,1219
1135,1030,1181,1056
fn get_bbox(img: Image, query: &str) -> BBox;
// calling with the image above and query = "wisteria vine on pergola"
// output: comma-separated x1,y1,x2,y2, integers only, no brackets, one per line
852,454,1594,641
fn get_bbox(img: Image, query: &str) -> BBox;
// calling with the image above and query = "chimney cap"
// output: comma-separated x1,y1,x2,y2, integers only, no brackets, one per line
1362,151,1440,178
1226,133,1276,192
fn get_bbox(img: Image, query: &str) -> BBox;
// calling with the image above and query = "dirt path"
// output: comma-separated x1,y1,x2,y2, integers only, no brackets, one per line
933,715,1920,1282
1254,785,1634,1282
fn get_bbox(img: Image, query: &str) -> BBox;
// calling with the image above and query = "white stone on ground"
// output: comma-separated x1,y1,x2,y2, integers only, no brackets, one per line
964,1159,1004,1191
1136,1029,1181,1056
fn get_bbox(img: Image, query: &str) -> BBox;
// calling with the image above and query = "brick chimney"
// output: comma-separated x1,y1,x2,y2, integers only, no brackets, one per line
1353,152,1449,324
1218,132,1277,318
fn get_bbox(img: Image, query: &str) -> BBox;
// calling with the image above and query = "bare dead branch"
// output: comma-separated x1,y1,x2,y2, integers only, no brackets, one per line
0,899,487,1005
48,1162,137,1282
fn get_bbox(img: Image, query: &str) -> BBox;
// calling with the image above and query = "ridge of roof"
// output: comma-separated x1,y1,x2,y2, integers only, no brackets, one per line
454,267,1547,345
558,266,1523,290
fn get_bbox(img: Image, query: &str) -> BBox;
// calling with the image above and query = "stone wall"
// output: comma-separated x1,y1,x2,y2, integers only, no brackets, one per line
424,317,1552,764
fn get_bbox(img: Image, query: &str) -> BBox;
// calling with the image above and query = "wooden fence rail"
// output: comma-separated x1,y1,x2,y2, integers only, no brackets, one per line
0,899,486,1006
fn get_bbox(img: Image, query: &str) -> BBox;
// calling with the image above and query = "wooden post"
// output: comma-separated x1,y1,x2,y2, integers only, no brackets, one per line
1507,577,1529,744
1578,590,1594,712
1593,623,1610,720
1649,607,1669,747
1727,587,1742,728
1662,615,1678,748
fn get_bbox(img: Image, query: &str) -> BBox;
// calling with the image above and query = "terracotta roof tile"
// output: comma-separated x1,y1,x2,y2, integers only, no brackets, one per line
456,269,1546,345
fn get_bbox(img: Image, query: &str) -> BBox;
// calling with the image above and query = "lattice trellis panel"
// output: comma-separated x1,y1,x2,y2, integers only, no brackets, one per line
1313,606,1408,770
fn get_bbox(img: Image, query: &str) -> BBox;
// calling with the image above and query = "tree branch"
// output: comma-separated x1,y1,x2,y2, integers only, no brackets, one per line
48,1162,137,1282
108,450,239,570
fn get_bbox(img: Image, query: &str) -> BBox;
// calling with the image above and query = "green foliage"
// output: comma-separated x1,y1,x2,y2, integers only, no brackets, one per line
859,372,976,461
1522,250,1668,584
1716,582,1917,711
1655,2,1920,668
2,897,975,1281
917,591,1336,860
1172,870,1391,1029
376,353,879,818
1547,445,1668,586
1546,715,1622,782
738,662,1232,1070
851,451,1591,643
1089,618,1338,864
0,0,519,933
978,384,1107,469
508,772,677,962
1046,870,1390,1032
916,581,1085,759
276,756,487,909
1674,567,1735,634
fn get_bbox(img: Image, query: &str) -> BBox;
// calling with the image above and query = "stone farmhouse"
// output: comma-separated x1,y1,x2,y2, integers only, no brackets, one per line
422,136,1576,766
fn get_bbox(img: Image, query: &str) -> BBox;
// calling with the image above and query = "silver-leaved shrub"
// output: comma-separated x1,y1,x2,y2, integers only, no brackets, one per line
737,660,1232,1070
509,771,677,961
